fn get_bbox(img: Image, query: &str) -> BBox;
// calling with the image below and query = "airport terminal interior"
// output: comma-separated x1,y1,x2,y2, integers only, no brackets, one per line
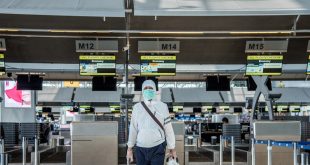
1,0,310,165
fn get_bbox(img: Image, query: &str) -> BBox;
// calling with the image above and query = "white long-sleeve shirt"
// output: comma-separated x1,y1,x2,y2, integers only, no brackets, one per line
127,100,176,149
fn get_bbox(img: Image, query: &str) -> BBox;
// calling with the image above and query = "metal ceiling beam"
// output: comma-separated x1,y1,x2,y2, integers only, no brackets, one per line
5,63,307,74
0,28,304,34
1,34,310,39
1,28,310,39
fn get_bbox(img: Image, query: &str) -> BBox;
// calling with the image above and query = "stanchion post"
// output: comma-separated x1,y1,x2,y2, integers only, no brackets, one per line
0,153,8,165
220,135,223,165
0,139,4,154
34,136,39,165
231,136,235,165
252,138,256,165
293,142,298,165
0,139,6,165
267,140,272,165
306,153,309,165
302,153,305,165
22,137,27,165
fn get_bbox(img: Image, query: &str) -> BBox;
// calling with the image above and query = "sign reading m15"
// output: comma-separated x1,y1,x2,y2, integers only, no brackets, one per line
138,41,180,53
0,38,6,51
76,40,118,53
245,40,288,53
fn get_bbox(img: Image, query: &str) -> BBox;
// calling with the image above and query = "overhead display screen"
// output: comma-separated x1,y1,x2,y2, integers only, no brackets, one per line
110,105,121,113
277,105,289,113
140,55,176,76
290,105,301,112
246,55,283,76
219,106,230,111
173,106,183,112
79,55,116,76
0,53,5,74
306,55,310,74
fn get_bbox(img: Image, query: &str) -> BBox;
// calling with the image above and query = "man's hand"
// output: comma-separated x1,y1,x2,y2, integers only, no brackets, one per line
126,148,134,163
168,149,177,159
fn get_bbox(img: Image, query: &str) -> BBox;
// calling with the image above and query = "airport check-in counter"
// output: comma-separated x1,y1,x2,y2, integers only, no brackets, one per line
253,121,301,165
71,121,118,165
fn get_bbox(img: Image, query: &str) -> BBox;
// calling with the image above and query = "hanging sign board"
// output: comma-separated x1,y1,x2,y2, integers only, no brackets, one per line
245,40,288,53
0,38,6,51
138,41,180,53
75,40,118,53
307,40,310,52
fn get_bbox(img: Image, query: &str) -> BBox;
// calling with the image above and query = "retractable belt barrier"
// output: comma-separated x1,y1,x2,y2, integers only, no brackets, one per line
252,139,310,165
255,139,310,150
0,136,38,165
220,136,235,165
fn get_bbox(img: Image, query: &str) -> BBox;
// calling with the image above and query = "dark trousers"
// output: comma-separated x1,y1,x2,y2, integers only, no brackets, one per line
135,142,166,165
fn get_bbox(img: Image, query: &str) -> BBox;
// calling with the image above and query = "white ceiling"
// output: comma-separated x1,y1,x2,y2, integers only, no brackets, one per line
134,0,310,16
0,0,125,17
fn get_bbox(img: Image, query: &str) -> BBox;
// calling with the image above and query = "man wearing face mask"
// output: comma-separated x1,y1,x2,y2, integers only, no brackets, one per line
127,80,177,165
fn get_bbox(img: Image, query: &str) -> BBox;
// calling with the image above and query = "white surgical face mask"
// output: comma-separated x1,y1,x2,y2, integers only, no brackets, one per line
143,89,156,101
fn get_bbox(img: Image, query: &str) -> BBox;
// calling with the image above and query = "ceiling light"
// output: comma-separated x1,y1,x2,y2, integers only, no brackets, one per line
48,30,110,33
140,31,204,34
0,28,20,32
230,31,293,35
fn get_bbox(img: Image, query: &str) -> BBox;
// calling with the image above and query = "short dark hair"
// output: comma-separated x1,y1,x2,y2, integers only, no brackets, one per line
222,117,229,123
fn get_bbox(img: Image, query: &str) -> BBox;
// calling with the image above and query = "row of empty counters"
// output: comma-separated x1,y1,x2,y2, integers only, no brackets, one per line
1,121,301,165
37,87,310,107
69,121,248,165
68,121,301,165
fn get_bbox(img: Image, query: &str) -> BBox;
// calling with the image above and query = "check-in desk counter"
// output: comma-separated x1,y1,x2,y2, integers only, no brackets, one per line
172,122,185,165
254,121,301,165
71,121,118,165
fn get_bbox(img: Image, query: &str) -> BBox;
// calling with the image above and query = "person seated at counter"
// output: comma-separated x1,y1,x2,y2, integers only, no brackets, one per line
222,117,229,124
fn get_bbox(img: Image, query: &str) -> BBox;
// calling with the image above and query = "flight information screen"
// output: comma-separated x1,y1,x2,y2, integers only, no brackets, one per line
246,55,283,76
79,55,116,76
0,53,5,74
140,55,176,76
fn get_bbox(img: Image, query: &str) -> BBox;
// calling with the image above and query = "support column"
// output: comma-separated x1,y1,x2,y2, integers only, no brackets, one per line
250,76,274,121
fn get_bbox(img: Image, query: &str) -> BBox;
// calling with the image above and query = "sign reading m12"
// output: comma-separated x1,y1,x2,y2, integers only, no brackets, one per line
0,38,6,51
245,40,288,53
138,41,180,53
76,40,118,53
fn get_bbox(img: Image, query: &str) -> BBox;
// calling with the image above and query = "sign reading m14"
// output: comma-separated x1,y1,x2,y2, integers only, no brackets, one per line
0,38,6,51
138,41,180,53
76,40,118,53
245,40,288,53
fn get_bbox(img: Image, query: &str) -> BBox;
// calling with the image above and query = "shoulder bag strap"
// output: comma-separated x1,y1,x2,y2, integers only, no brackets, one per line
141,102,165,132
